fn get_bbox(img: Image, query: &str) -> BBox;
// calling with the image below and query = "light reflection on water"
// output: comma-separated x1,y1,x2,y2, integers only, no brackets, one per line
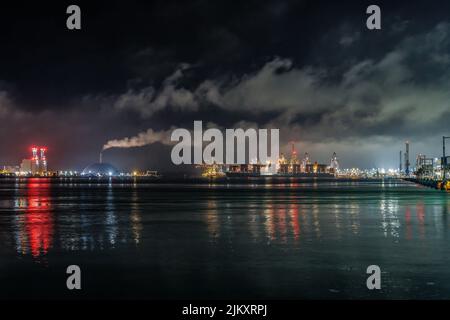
2,179,449,261
1,178,450,298
4,178,146,262
12,178,53,262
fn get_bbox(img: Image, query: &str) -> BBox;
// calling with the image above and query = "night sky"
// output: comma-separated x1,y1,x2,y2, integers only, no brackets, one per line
1,0,449,172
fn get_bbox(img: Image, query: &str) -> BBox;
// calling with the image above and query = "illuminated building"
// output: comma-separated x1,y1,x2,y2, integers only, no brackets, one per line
81,163,120,177
301,152,311,172
415,154,434,178
40,148,48,173
197,146,337,178
329,152,339,174
278,153,289,174
31,147,40,174
290,143,301,174
276,147,333,176
199,163,226,178
226,164,266,177
19,146,49,175
20,159,32,174
0,165,20,175
305,162,328,174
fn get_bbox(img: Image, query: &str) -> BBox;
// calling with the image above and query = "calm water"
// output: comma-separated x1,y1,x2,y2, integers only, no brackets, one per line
0,177,449,299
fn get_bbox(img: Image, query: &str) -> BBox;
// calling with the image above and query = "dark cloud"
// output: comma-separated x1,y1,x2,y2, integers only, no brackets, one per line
1,0,450,171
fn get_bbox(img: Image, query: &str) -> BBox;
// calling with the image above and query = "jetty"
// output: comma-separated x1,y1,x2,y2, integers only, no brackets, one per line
404,177,450,191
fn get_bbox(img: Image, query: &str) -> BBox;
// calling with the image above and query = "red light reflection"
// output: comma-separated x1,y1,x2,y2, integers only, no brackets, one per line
25,178,54,258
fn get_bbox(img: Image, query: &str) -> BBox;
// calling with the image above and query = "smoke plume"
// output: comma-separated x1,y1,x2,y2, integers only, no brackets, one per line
102,128,175,151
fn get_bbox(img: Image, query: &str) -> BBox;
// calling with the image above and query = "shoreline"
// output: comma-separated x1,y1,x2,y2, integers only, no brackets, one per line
0,175,406,185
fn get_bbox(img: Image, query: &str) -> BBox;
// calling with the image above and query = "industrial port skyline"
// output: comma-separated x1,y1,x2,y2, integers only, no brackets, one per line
1,136,448,180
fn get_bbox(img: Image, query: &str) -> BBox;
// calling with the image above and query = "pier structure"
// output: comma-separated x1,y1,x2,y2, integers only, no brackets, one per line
406,136,450,191
443,136,450,181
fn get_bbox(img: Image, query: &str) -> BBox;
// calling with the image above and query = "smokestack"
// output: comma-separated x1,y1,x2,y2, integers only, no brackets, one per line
405,141,410,176
40,147,47,173
99,151,103,164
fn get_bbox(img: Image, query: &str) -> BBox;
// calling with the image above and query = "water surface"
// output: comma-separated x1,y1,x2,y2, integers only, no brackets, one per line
0,178,449,299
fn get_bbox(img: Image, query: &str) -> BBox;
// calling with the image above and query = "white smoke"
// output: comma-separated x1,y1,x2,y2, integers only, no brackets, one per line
102,121,221,151
0,91,12,118
102,127,175,150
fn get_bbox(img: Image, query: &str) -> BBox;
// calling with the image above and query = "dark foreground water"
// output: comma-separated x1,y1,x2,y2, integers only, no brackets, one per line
0,177,449,299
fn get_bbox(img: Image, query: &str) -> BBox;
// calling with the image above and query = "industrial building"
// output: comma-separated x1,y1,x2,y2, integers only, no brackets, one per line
276,144,338,177
0,165,20,175
197,143,339,178
415,154,435,179
19,146,48,176
81,163,120,177
81,153,120,177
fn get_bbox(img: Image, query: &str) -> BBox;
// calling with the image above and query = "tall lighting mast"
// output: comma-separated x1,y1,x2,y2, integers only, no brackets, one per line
443,136,450,180
405,141,410,176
